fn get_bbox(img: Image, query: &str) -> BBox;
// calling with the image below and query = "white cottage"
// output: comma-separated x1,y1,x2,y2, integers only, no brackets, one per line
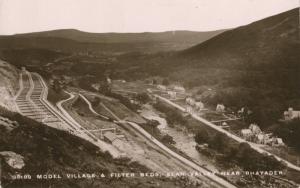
241,129,253,140
186,106,194,114
167,91,177,99
284,107,300,120
173,86,185,93
216,104,225,113
195,101,204,111
249,124,262,135
157,85,167,91
186,97,196,106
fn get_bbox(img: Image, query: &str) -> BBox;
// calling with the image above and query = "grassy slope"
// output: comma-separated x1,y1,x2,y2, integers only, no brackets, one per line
0,29,226,55
119,8,300,127
0,107,196,188
12,29,225,45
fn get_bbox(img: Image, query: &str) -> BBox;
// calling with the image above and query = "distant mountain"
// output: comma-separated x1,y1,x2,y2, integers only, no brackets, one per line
120,8,300,127
12,29,226,44
0,29,225,54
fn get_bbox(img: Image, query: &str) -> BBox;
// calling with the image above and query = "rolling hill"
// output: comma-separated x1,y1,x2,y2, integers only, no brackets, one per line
119,8,299,127
13,29,225,44
180,7,299,70
0,29,225,54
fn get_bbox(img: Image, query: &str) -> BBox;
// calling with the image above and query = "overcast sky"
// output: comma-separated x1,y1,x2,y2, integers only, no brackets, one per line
0,0,298,35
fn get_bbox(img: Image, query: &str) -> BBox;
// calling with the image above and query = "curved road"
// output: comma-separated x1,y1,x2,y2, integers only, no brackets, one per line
56,91,121,158
78,93,110,120
16,71,121,158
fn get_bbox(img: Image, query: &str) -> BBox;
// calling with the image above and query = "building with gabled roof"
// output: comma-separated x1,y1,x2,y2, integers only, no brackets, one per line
283,107,300,120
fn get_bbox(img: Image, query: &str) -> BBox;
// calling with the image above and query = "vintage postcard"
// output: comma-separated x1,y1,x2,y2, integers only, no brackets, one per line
0,0,299,187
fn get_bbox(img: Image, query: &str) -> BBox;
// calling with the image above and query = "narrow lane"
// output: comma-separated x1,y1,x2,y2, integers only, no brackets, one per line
154,94,300,172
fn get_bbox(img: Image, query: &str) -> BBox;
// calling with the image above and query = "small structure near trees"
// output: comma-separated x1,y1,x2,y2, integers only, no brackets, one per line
216,104,225,113
283,107,300,120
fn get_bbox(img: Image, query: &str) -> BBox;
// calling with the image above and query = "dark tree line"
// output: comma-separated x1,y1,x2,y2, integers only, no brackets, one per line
273,119,300,152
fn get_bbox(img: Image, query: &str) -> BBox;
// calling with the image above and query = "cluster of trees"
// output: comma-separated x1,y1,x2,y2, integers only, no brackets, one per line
107,92,139,112
161,134,176,145
273,119,300,152
162,78,170,86
153,101,187,126
134,92,150,104
91,97,101,107
51,78,66,93
195,130,285,171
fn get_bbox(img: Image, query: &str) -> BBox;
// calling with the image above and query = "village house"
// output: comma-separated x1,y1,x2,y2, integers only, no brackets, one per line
116,79,126,83
107,77,112,84
255,133,272,145
104,132,122,144
167,91,177,99
272,138,285,146
241,129,253,140
186,106,194,114
283,107,300,120
255,133,265,144
157,85,167,91
92,83,101,91
130,99,139,105
249,123,262,135
173,85,186,93
238,107,245,115
195,101,204,111
186,97,196,106
222,122,228,126
216,104,225,113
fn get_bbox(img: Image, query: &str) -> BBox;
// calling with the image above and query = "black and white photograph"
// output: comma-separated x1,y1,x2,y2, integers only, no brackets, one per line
0,0,299,187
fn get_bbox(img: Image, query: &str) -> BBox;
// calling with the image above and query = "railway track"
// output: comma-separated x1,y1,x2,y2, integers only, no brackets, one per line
81,92,237,188
14,70,236,187
15,72,63,127
14,70,121,158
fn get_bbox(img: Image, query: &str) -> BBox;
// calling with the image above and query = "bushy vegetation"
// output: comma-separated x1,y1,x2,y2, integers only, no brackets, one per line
161,134,176,145
152,100,285,172
0,48,66,68
107,92,139,112
194,130,285,171
273,119,300,152
91,96,101,107
153,101,187,126
134,92,151,104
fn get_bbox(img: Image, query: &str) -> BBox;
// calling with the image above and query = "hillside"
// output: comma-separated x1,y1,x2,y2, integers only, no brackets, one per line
118,8,299,127
180,8,299,69
0,107,196,188
13,29,225,44
0,60,19,112
0,29,225,54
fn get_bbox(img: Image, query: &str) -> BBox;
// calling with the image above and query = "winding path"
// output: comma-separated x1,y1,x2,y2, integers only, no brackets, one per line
15,70,121,158
56,90,121,158
78,93,110,120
